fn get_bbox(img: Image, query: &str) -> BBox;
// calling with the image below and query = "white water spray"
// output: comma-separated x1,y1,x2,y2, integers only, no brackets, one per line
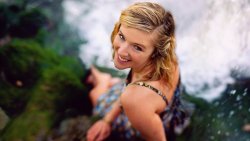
63,0,250,101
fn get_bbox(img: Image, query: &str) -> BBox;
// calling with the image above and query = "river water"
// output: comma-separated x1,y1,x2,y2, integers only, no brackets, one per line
63,0,250,101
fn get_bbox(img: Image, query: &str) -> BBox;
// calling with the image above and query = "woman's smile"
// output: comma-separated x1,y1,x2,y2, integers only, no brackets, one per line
113,25,155,71
115,54,131,68
118,55,130,62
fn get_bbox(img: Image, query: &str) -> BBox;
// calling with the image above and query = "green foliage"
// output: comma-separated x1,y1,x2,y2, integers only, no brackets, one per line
1,110,52,141
41,64,90,125
0,35,92,140
0,2,47,38
9,8,47,38
0,39,47,117
0,0,90,140
0,84,30,117
0,3,9,38
0,39,47,87
0,0,84,57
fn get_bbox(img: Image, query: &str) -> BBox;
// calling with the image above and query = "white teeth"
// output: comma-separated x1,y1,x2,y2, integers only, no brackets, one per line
119,56,129,62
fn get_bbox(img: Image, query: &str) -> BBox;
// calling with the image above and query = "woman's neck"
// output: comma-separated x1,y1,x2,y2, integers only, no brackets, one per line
130,67,152,83
131,72,143,82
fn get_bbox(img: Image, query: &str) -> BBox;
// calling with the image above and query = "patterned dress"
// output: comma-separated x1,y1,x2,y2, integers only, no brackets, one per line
93,79,190,141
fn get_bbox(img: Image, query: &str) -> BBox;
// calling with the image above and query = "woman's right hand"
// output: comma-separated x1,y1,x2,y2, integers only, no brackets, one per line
86,120,111,141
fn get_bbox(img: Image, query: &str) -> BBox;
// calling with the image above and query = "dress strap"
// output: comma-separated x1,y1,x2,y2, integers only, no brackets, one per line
129,82,169,105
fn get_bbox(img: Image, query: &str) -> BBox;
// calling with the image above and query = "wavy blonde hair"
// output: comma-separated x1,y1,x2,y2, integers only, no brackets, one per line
111,2,178,88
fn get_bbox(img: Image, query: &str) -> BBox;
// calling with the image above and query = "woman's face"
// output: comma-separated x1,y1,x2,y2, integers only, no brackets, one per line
113,24,156,72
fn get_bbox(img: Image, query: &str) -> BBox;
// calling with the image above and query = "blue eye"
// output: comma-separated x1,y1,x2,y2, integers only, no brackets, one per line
133,45,142,51
119,33,125,40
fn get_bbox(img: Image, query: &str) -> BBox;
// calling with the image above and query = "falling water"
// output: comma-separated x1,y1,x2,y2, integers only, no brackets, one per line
63,0,250,101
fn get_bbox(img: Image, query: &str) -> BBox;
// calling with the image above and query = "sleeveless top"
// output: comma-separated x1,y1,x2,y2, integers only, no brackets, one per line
93,72,191,141
128,81,169,105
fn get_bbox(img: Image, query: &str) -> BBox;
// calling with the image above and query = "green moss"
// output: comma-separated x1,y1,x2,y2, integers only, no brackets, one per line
0,1,90,140
0,37,90,140
1,110,52,141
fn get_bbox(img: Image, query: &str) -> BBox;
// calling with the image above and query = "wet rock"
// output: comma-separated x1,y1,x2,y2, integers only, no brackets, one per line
0,107,9,130
49,116,92,141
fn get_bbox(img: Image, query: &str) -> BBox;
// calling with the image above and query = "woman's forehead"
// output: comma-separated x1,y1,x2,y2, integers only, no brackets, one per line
119,25,156,49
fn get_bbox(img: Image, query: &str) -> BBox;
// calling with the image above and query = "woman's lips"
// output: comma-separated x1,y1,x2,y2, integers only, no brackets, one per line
118,55,130,62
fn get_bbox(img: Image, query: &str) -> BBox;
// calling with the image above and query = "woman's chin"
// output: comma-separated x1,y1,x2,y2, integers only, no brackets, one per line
114,64,126,70
114,62,128,70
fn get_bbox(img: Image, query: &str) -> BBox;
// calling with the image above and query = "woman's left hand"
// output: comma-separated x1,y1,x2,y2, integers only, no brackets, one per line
86,120,111,141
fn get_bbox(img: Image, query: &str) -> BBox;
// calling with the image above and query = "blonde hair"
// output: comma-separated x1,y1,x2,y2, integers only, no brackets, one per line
111,2,178,88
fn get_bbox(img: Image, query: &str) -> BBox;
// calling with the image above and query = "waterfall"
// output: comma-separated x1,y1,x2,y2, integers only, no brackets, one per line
63,0,250,101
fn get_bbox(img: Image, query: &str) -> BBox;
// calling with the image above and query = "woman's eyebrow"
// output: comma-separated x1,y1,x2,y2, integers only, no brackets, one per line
119,30,146,49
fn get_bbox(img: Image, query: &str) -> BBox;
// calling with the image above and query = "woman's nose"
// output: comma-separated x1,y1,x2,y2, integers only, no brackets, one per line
118,43,129,56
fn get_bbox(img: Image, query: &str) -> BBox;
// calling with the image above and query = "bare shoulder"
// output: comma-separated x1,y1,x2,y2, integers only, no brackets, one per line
120,83,166,113
120,84,167,140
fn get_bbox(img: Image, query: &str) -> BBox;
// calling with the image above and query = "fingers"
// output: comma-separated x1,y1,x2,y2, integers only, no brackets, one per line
87,122,100,141
95,124,111,141
86,128,96,141
87,120,111,141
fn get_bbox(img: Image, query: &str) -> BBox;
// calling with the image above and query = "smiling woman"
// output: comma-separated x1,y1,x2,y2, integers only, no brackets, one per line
113,25,155,71
86,2,189,141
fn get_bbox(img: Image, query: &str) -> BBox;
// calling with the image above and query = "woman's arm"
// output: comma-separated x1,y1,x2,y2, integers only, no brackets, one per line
103,100,122,123
87,100,121,141
120,86,167,141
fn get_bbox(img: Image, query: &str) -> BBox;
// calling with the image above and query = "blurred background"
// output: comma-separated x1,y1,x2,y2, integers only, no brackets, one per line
0,0,249,141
